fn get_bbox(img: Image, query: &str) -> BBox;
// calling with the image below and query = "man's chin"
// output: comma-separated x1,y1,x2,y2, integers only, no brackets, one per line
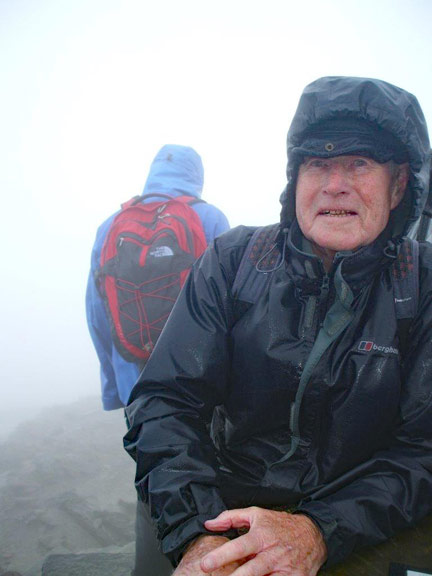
309,238,364,262
313,238,361,252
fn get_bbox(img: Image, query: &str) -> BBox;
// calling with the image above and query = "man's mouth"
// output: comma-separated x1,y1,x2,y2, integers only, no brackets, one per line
319,209,357,217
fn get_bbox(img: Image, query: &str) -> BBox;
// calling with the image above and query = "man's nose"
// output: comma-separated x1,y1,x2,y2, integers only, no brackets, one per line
323,165,350,195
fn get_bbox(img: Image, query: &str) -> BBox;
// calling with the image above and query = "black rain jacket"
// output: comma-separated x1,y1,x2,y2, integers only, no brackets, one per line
124,77,432,567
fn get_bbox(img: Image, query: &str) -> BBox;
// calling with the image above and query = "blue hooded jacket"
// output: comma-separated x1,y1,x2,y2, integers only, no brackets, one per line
86,145,230,409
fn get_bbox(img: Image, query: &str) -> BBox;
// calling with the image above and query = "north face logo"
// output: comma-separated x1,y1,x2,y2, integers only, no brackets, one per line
149,246,174,258
358,341,398,355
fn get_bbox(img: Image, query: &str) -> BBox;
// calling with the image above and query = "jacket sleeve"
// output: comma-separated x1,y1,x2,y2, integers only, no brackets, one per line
297,260,432,566
193,202,230,243
124,228,249,565
85,216,124,410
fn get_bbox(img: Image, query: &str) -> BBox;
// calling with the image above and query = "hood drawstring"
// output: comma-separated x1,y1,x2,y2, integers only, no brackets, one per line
255,228,289,273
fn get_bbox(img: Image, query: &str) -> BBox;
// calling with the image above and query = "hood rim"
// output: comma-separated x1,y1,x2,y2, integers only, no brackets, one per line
280,77,431,241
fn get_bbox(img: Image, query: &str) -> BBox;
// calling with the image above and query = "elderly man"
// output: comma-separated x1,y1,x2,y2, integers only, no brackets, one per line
124,77,432,575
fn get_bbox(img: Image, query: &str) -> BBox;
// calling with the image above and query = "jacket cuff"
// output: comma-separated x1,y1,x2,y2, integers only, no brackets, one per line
296,500,347,567
161,511,236,566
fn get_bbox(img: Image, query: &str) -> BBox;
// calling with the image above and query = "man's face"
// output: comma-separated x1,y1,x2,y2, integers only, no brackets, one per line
295,155,408,259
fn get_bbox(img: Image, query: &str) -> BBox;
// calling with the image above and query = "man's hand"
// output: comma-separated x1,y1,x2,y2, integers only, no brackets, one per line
200,506,327,575
173,534,243,575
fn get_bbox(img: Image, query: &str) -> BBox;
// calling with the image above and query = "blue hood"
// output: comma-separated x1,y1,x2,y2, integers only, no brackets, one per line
142,145,204,199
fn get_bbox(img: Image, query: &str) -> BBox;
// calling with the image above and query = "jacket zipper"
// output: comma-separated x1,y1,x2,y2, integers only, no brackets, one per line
318,274,330,327
273,273,331,467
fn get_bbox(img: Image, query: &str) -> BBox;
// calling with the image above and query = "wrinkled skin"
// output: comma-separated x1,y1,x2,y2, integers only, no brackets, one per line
174,535,242,575
173,507,327,576
295,156,408,271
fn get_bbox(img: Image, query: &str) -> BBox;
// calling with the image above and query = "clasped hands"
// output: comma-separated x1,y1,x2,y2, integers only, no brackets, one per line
173,506,327,576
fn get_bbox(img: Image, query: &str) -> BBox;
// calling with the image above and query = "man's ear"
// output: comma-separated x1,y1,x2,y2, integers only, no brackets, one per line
390,163,409,209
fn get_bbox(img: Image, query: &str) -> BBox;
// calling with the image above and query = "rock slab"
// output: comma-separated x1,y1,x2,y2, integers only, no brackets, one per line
41,553,134,576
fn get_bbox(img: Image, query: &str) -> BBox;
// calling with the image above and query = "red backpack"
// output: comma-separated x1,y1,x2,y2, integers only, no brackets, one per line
98,194,207,365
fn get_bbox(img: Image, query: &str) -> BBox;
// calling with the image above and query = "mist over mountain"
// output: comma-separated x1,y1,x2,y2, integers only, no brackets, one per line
0,397,136,575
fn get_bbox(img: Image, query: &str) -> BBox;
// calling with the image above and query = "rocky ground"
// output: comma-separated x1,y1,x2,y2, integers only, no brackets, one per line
0,397,137,575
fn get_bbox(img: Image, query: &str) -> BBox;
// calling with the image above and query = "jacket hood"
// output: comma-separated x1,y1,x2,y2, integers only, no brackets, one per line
142,144,204,198
280,76,431,240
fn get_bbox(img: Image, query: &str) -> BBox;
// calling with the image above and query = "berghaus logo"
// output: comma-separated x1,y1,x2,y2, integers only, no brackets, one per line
358,341,399,355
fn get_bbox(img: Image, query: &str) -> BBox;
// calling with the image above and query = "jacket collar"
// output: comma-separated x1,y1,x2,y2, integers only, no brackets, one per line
285,220,396,294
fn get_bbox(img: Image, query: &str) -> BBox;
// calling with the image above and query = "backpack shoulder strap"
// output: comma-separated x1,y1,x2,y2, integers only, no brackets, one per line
232,228,420,352
392,237,420,354
130,193,207,208
392,238,420,319
120,195,142,210
232,224,281,303
174,194,207,207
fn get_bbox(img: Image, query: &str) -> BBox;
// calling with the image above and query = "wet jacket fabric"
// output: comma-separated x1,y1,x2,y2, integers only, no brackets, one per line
124,78,432,567
86,145,230,410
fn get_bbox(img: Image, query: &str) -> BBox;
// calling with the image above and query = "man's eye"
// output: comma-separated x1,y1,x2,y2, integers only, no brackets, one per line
308,159,327,168
353,158,368,167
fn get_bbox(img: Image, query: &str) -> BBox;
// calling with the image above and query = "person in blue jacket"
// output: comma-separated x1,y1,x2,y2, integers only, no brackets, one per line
86,144,230,410
86,144,230,575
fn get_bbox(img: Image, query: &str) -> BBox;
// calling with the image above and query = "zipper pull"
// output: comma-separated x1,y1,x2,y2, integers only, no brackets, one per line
320,274,329,300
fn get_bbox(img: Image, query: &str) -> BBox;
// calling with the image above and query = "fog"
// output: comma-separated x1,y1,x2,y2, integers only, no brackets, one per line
1,0,432,571
2,0,432,426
